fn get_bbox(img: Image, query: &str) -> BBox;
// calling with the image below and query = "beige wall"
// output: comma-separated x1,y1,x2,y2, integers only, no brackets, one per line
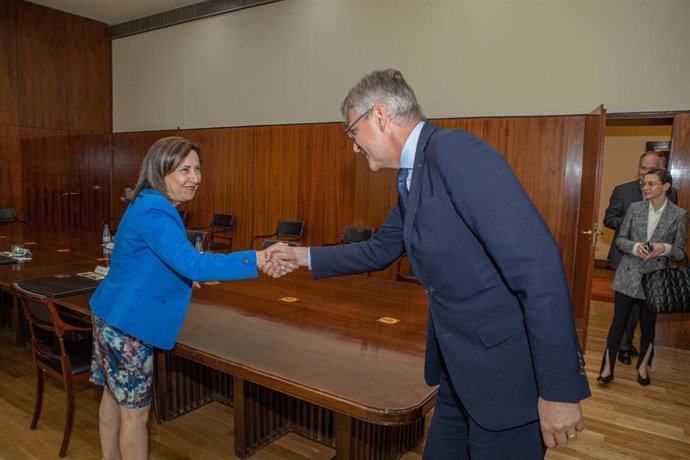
112,0,690,132
596,126,673,261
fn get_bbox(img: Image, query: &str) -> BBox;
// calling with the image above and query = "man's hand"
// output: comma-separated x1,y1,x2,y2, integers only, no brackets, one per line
257,243,302,278
538,397,584,448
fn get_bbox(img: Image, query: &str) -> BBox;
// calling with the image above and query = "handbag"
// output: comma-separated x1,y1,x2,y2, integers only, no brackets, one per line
642,266,690,313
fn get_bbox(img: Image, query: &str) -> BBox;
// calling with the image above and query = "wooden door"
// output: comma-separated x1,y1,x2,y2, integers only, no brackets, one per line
570,106,607,350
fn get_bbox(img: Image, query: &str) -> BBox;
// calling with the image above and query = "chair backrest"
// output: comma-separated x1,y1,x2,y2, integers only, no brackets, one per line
211,213,235,229
0,207,17,222
276,220,305,239
342,226,375,243
102,216,121,233
11,283,70,361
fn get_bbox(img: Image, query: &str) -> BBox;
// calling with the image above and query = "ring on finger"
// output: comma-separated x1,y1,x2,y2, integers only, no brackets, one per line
567,433,577,439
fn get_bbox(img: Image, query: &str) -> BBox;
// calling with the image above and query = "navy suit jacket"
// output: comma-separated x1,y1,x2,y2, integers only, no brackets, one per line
311,123,590,430
604,180,678,269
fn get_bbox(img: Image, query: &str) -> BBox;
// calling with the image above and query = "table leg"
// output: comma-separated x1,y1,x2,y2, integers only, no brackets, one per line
333,412,353,460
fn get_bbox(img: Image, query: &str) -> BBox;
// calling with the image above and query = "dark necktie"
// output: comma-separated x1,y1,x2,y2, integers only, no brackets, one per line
397,168,410,209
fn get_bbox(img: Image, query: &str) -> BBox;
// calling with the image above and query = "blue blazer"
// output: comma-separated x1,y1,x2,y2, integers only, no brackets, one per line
312,123,590,430
90,189,258,350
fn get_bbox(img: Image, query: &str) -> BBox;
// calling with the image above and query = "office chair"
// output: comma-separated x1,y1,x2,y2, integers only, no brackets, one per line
250,220,305,250
191,213,235,252
0,207,24,223
11,283,93,458
101,216,121,234
186,230,210,250
261,239,302,250
396,253,420,284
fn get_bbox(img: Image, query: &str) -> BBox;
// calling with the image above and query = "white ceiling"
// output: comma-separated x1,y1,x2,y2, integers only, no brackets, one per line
26,0,201,25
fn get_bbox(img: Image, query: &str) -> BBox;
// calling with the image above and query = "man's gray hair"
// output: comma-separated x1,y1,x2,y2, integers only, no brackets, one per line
340,69,425,125
639,150,668,169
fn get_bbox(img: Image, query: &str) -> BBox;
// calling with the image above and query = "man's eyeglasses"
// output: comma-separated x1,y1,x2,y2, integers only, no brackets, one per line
344,109,372,139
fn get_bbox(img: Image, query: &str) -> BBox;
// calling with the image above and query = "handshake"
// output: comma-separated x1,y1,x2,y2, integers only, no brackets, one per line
256,243,309,278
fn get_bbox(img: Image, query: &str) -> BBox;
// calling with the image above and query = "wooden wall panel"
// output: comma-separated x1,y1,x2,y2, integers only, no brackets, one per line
110,130,176,219
177,128,255,250
302,124,356,246
0,0,19,126
480,117,585,286
0,126,22,216
66,14,111,133
68,133,111,231
253,125,309,248
21,128,70,227
17,1,68,130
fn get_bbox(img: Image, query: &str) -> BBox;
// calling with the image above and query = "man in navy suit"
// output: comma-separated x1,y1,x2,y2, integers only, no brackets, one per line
603,151,677,365
273,69,590,458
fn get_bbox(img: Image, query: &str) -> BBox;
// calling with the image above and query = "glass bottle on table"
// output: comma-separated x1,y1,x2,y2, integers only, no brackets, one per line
195,236,203,253
102,224,111,245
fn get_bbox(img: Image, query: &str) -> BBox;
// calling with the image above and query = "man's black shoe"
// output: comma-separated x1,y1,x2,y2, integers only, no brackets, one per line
630,345,639,357
617,350,632,365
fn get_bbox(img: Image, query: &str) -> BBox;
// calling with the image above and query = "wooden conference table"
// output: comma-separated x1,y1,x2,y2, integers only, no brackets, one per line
0,225,436,459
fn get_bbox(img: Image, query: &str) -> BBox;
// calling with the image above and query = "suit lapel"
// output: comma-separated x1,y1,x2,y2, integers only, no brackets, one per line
651,202,678,241
403,123,438,248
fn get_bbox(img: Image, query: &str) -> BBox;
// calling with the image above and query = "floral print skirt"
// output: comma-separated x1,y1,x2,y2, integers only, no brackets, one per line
90,315,153,409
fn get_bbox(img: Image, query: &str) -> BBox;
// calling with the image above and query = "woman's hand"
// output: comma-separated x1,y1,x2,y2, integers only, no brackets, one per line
257,243,299,278
638,242,665,260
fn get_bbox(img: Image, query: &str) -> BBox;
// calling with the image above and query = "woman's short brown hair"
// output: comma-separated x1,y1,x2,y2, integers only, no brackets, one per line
133,137,200,201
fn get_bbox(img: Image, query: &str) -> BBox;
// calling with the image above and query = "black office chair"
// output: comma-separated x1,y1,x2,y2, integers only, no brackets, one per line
323,225,375,246
186,230,210,250
0,207,24,223
261,239,302,250
101,216,121,234
250,220,305,250
11,283,92,458
396,253,419,284
191,213,236,252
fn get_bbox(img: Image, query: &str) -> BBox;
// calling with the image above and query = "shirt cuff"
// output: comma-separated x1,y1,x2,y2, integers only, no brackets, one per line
307,247,312,270
632,243,641,257
662,243,672,256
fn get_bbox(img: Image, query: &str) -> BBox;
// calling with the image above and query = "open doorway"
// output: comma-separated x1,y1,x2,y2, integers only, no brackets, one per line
595,122,674,269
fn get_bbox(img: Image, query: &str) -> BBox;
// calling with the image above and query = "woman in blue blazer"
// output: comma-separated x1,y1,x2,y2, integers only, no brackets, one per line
89,136,296,460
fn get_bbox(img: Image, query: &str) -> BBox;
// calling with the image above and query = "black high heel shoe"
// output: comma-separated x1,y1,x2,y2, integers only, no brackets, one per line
637,372,651,387
597,374,614,384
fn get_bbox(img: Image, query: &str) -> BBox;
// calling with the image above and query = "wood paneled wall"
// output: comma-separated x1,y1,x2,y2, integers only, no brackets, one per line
0,0,111,229
112,116,587,287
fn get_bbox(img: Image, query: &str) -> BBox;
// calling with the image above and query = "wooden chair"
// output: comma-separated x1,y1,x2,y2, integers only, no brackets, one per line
191,213,235,252
396,253,420,284
11,283,93,458
250,220,305,250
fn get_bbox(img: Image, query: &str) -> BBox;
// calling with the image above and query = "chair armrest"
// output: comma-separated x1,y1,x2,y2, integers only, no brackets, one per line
250,232,278,248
